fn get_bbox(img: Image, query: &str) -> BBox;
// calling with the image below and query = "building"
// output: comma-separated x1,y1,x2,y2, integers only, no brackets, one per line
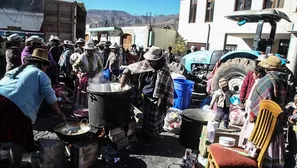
87,26,177,49
178,0,297,56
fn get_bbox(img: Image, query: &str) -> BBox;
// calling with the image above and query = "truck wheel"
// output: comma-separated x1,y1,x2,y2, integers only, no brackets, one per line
211,58,255,92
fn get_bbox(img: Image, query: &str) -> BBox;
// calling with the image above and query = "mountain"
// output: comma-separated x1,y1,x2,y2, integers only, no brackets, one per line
87,10,179,30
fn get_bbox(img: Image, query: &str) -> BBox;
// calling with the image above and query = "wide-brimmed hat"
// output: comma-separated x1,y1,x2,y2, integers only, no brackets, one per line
75,38,85,44
49,35,60,41
256,54,268,61
26,48,50,63
96,41,105,47
105,41,111,47
219,78,228,89
143,46,163,61
83,40,95,50
25,35,46,46
64,40,74,46
130,51,137,56
7,34,22,42
258,56,284,70
109,43,119,49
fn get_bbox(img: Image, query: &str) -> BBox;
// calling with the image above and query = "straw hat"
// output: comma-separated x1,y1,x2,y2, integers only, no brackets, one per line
25,35,46,46
258,56,284,70
26,48,50,63
219,78,228,89
83,40,95,50
7,34,22,42
256,54,268,61
144,46,163,61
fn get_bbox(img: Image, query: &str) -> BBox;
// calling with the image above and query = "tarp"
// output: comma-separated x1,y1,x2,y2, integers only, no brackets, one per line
0,0,44,13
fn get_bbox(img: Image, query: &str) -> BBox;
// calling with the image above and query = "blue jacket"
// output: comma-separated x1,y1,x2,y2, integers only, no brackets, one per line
0,65,57,123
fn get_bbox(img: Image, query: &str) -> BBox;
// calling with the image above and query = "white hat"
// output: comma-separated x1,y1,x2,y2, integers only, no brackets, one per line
256,54,268,61
83,40,95,50
26,35,44,45
191,46,196,50
144,46,163,61
70,53,80,65
75,38,85,44
96,41,105,47
49,35,60,41
109,43,119,49
7,34,22,42
64,40,74,45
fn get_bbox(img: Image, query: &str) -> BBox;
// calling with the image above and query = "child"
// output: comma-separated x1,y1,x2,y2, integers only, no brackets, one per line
210,78,233,129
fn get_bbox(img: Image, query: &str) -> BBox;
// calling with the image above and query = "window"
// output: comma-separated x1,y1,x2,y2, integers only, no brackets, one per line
189,0,197,23
263,0,284,9
235,0,252,11
205,0,215,22
225,44,238,51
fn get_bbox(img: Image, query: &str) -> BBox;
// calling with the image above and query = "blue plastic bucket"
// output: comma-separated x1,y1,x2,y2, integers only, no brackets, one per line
173,79,194,110
103,69,110,79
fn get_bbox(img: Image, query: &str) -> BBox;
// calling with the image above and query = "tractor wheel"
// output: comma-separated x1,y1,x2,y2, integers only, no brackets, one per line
211,58,255,92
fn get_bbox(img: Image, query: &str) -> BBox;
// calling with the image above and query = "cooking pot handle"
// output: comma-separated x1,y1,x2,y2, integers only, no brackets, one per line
80,118,89,125
88,93,97,101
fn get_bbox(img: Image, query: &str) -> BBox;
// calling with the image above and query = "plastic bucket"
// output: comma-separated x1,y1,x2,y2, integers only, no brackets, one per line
103,69,110,79
173,79,194,110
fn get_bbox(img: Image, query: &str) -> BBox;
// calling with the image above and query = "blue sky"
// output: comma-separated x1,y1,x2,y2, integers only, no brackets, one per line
80,0,180,15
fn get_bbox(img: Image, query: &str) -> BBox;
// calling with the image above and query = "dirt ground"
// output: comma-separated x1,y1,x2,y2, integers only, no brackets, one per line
0,114,192,168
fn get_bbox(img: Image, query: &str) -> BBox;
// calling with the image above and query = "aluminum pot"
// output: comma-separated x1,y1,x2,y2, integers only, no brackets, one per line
54,119,90,142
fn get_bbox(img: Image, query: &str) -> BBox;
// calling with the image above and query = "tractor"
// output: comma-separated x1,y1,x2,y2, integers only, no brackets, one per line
180,9,291,94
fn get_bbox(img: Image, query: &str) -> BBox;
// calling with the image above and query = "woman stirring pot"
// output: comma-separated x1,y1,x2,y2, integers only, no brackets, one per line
120,46,174,143
0,48,65,168
72,40,103,109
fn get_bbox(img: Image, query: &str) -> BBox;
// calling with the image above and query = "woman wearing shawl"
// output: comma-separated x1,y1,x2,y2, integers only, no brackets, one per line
72,40,103,109
21,35,58,85
249,56,288,168
238,65,266,147
120,46,174,142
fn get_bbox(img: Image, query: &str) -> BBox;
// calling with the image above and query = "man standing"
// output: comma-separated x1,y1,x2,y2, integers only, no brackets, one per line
166,46,175,64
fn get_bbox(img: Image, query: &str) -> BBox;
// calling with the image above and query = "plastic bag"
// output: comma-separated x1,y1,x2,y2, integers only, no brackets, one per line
229,105,245,126
206,121,218,143
163,108,182,133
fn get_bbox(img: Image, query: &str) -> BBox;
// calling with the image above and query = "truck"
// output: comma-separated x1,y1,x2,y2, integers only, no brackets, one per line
43,0,87,42
181,9,291,94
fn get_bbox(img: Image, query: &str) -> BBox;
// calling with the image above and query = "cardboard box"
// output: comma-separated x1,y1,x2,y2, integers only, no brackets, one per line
199,137,211,158
200,126,208,141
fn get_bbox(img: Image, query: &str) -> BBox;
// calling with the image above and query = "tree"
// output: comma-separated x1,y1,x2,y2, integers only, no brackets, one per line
172,35,187,56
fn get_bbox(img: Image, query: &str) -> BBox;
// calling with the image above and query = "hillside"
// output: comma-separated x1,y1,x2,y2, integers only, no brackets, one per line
87,10,179,30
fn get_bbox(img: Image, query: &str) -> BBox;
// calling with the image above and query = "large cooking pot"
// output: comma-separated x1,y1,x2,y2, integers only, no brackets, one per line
54,119,90,142
87,83,133,129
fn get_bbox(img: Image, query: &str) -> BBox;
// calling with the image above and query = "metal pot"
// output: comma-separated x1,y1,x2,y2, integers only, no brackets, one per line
54,119,90,142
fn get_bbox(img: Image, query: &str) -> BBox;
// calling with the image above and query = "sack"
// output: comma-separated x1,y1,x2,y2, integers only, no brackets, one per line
229,105,245,126
206,121,218,143
163,108,182,133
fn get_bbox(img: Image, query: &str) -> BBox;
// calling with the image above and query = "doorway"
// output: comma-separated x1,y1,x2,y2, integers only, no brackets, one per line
121,34,132,49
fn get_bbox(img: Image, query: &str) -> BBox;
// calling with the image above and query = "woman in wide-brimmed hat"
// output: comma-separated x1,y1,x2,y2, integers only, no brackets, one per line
0,48,65,168
5,34,23,72
72,40,103,109
248,55,288,167
74,38,85,54
104,43,121,79
120,46,174,143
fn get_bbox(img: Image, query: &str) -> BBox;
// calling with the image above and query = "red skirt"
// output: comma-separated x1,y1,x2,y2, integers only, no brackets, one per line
0,95,34,152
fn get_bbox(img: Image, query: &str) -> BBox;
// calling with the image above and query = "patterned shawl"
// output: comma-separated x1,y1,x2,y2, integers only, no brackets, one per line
249,71,288,117
123,60,175,106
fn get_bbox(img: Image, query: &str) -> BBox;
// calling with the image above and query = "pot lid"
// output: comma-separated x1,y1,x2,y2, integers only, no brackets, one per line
182,108,215,122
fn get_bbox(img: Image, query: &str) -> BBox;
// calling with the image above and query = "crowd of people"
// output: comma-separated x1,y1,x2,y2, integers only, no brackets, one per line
0,32,178,167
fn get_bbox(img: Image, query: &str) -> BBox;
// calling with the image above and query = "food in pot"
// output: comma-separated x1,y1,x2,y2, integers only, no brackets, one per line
60,125,90,135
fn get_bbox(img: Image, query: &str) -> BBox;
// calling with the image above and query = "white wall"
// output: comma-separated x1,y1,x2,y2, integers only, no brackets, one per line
122,26,150,47
0,9,43,31
178,0,297,50
153,27,177,49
